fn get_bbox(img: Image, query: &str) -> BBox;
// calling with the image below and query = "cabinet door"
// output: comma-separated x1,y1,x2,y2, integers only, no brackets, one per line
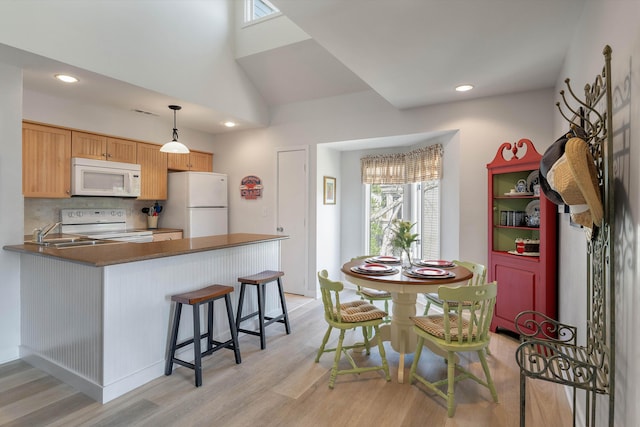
71,131,107,160
23,122,72,198
167,152,190,171
137,142,168,200
152,231,183,241
106,137,137,163
188,151,213,172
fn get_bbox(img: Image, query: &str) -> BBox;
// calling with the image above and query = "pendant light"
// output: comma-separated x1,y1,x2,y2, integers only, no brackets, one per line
160,105,190,153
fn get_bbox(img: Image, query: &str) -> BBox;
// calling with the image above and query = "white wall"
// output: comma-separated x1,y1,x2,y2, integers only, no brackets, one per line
554,2,640,425
317,146,341,279
212,88,554,299
0,63,24,363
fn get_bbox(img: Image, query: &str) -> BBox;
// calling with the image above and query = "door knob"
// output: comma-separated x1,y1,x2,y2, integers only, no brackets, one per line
277,227,284,232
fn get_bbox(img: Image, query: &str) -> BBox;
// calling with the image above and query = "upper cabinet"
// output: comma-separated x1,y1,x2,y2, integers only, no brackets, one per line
23,122,72,198
22,121,214,199
72,131,137,163
167,150,213,172
137,142,168,200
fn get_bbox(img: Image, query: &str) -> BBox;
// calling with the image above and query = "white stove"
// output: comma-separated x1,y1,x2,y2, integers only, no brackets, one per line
60,208,153,243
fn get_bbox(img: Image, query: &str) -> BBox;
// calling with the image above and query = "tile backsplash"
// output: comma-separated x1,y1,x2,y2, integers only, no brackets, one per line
25,198,161,234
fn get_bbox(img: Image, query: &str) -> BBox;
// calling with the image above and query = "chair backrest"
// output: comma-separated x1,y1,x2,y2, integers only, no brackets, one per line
350,255,376,261
438,281,497,345
317,270,345,323
452,260,487,286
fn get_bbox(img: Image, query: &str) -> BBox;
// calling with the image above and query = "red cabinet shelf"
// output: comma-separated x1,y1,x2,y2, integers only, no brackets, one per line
486,139,557,334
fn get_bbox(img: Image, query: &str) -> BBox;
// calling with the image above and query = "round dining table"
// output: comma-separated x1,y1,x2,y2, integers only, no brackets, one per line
341,259,473,383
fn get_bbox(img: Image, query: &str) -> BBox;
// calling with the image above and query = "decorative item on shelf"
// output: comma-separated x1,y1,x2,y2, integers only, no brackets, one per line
142,202,162,229
390,219,418,269
160,105,190,154
323,176,336,205
240,175,263,199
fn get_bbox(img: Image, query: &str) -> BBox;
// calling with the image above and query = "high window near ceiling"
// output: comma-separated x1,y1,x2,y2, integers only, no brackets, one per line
244,0,280,23
361,145,443,260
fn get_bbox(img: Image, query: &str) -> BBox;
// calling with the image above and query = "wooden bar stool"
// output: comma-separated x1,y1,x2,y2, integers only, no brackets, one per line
235,270,291,350
165,284,241,387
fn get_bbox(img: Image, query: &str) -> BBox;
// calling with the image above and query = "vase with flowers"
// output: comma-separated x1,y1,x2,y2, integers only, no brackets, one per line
390,219,419,269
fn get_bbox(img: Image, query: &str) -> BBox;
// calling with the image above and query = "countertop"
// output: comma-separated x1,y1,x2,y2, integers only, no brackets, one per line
4,233,287,267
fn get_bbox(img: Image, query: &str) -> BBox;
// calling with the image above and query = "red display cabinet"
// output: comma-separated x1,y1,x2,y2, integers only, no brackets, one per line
486,139,557,334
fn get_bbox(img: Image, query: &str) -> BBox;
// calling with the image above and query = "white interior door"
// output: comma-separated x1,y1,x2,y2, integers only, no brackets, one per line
277,148,308,295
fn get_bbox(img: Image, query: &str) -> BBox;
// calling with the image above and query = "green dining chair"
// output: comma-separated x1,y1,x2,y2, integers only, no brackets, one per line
351,255,392,322
315,270,391,388
422,260,487,315
410,282,499,417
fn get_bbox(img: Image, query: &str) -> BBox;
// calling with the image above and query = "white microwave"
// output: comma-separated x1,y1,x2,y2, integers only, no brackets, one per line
71,157,141,197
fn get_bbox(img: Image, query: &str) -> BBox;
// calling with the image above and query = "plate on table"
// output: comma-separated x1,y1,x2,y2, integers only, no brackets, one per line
527,170,540,193
414,259,455,268
351,263,398,275
366,255,401,264
404,267,455,279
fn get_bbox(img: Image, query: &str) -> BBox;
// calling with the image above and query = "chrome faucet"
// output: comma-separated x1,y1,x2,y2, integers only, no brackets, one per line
34,222,61,243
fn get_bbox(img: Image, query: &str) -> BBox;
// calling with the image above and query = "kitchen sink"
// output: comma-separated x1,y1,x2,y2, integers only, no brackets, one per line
25,237,121,248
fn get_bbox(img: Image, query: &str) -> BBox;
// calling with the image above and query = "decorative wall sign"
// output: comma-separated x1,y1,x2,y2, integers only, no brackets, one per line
240,175,263,199
323,176,336,205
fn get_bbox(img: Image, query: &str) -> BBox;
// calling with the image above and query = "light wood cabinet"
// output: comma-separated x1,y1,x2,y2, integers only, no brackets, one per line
137,142,168,200
72,131,137,163
152,231,183,242
22,122,72,198
167,150,213,172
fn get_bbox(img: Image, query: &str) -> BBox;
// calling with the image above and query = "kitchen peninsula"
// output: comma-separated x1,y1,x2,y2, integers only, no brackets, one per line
4,233,286,403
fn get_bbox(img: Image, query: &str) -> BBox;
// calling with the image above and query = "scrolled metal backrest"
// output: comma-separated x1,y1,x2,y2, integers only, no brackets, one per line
453,260,487,286
439,282,497,345
317,270,345,323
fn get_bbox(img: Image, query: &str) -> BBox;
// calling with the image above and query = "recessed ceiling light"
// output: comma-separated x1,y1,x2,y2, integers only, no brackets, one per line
223,121,236,128
455,84,474,92
55,74,79,83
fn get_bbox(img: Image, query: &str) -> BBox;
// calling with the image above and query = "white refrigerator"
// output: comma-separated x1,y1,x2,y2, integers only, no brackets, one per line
162,172,228,238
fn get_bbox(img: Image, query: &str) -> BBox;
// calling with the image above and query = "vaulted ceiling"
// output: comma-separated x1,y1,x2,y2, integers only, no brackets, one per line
14,0,585,135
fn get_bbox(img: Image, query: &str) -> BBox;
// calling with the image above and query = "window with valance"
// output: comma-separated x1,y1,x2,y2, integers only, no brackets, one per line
361,144,443,259
360,144,443,184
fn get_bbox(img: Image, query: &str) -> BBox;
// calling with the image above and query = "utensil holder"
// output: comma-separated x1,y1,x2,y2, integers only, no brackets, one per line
147,216,158,229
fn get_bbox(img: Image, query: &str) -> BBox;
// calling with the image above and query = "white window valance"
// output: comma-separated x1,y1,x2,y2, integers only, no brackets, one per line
360,144,443,184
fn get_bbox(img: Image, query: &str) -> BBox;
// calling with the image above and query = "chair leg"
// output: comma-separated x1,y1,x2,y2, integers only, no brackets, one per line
276,278,292,334
409,335,425,383
192,304,203,387
361,325,371,355
235,283,247,329
165,302,182,376
315,326,333,362
224,294,242,364
478,350,499,402
257,283,266,350
423,300,432,315
329,329,346,389
373,325,390,381
207,300,214,352
446,351,456,417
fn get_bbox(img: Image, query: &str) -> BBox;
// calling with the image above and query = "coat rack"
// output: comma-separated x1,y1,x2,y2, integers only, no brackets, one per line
514,45,615,427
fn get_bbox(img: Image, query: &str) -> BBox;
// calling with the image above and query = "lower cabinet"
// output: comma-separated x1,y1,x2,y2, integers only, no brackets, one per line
152,231,183,242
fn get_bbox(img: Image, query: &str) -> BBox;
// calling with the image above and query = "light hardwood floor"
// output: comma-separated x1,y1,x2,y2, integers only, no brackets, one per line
0,290,572,427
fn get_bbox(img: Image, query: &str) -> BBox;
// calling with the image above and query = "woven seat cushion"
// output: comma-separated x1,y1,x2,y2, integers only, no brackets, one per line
336,300,387,323
425,293,474,308
412,314,477,341
360,287,391,299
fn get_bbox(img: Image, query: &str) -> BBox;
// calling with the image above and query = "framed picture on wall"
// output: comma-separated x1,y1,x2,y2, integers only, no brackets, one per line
323,176,336,205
